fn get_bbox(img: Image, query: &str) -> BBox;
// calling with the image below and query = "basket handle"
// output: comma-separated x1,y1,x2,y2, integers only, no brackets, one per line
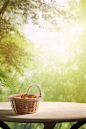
26,84,42,97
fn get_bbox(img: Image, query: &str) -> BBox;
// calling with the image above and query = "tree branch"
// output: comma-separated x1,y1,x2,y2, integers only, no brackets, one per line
0,0,10,18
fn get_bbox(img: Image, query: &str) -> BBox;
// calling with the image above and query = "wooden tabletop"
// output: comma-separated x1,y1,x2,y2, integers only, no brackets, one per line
0,102,86,123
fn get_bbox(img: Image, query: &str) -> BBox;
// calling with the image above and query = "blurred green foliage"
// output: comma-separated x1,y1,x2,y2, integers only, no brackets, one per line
1,0,86,129
0,0,74,37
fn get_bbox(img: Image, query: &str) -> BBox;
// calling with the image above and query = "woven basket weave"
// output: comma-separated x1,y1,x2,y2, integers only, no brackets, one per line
7,84,42,114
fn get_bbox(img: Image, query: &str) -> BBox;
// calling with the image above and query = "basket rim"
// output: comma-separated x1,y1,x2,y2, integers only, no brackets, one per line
7,93,42,100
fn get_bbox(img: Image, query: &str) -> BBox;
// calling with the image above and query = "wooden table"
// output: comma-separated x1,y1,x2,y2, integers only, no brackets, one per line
0,102,86,129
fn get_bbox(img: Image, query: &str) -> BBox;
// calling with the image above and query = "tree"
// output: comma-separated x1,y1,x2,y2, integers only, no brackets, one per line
0,0,76,87
0,0,75,39
0,32,34,74
57,0,86,102
0,31,34,87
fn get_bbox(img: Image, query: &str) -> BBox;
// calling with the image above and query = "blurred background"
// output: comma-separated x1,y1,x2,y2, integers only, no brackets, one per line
0,0,86,128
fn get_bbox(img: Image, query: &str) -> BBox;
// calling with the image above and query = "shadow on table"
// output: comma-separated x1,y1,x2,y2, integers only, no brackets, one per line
0,109,26,116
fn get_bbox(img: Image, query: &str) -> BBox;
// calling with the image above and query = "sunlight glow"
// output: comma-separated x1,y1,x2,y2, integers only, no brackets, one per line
23,23,66,53
59,44,65,53
57,0,67,4
71,26,83,32
22,1,82,54
25,71,33,78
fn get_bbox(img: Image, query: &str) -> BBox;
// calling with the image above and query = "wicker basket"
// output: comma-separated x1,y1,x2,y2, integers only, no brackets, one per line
7,84,42,114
